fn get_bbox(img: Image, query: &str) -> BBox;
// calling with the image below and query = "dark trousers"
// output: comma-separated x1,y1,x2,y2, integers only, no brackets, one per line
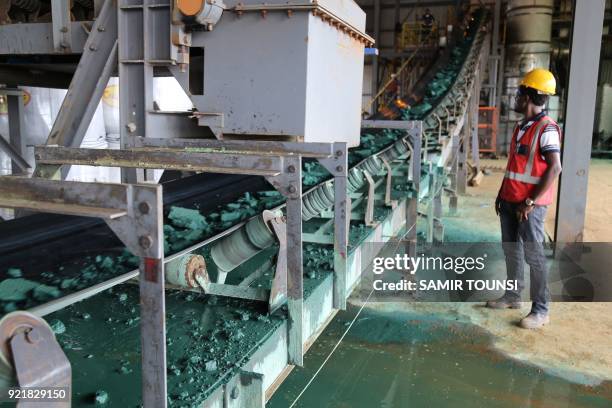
499,200,550,314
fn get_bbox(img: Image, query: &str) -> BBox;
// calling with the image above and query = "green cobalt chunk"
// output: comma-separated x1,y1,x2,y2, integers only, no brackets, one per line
6,268,22,278
168,206,208,230
94,390,109,405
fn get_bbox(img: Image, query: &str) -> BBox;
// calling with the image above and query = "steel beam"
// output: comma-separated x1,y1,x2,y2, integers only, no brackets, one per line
34,146,285,177
404,123,421,258
362,120,419,130
457,111,468,195
51,0,72,52
470,69,481,171
0,176,166,408
488,0,501,108
34,0,118,179
105,186,166,408
6,89,28,174
134,136,350,311
555,0,606,243
132,137,335,159
265,157,304,366
0,22,89,55
0,133,30,172
317,143,349,310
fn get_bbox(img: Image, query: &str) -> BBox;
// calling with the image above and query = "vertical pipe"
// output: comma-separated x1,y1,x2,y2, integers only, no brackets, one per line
502,0,553,153
555,0,606,243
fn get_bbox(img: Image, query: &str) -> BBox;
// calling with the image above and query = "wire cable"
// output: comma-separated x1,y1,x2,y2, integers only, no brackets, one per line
287,287,375,408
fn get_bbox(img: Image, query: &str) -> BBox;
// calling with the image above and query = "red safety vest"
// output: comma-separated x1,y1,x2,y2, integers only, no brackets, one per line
499,115,561,205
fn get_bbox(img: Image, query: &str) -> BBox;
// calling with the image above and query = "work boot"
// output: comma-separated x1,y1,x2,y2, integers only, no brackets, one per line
519,312,550,329
485,297,522,309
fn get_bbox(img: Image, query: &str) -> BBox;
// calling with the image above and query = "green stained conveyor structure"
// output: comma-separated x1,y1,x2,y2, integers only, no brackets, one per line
0,9,489,407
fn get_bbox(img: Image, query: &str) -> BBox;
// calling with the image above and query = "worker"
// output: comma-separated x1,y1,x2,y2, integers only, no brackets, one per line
487,68,562,330
421,8,435,40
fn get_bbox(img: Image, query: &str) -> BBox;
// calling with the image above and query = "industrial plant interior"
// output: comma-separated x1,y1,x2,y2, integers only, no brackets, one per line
0,0,610,406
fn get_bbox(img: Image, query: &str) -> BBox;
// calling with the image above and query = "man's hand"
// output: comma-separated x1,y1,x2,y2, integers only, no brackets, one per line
495,195,502,216
516,203,534,222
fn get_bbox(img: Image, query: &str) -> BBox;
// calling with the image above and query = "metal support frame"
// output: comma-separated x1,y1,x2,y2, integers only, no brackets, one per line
263,155,304,366
456,111,469,195
34,0,118,180
362,120,421,131
424,163,444,243
0,133,30,172
448,133,460,214
469,67,481,172
131,137,350,311
555,0,606,243
0,311,71,407
34,140,352,369
118,0,175,183
0,176,164,405
316,144,350,311
5,88,28,174
33,141,305,397
405,123,421,258
51,0,72,52
433,191,444,242
491,0,502,123
425,162,435,243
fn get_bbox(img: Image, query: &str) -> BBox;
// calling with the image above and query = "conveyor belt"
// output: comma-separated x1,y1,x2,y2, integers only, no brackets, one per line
0,173,265,254
0,8,486,315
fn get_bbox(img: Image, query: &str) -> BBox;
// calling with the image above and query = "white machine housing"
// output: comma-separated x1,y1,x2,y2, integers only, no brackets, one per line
187,0,371,147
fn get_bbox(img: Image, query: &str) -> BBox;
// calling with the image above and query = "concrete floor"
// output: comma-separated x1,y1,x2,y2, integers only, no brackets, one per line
434,158,612,386
270,158,612,407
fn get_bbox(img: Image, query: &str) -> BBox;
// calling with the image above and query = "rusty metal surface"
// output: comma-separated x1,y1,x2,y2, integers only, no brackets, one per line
132,137,335,159
0,311,71,407
35,146,285,177
0,176,131,219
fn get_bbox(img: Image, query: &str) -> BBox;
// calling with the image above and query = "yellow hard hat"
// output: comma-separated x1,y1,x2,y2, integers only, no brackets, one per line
520,68,556,95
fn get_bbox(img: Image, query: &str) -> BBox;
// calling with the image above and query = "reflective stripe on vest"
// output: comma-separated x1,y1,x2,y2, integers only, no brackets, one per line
504,171,541,184
504,119,552,185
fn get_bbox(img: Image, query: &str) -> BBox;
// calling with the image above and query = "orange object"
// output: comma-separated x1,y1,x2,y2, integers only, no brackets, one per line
478,106,498,153
176,0,203,16
394,98,409,109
